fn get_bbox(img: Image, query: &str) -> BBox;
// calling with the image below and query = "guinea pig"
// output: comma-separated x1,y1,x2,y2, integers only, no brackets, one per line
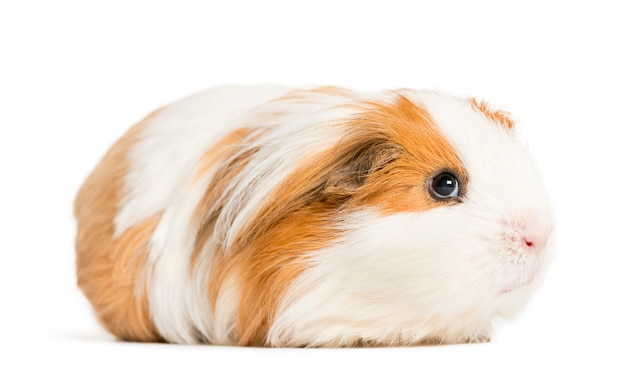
74,85,555,347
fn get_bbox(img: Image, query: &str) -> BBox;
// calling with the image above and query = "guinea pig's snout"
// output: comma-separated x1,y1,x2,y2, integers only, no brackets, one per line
517,223,553,255
520,233,548,254
505,219,553,255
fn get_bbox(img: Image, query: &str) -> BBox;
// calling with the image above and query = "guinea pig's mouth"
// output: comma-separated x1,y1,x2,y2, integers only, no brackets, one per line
499,283,528,295
498,253,544,295
499,267,541,295
499,273,537,295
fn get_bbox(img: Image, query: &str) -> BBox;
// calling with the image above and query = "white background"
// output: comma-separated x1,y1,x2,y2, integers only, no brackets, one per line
1,0,624,373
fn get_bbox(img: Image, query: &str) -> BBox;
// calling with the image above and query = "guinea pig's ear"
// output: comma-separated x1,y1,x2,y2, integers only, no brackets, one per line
323,139,402,201
470,98,515,130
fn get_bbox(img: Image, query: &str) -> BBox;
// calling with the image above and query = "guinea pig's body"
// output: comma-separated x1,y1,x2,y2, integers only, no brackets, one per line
75,85,554,347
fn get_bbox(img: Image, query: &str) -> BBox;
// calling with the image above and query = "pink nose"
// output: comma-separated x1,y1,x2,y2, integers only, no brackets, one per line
520,233,549,254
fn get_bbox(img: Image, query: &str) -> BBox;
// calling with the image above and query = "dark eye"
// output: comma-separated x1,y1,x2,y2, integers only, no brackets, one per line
430,172,460,200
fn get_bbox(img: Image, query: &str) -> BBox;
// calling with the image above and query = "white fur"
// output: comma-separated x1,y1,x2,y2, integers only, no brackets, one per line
115,84,292,236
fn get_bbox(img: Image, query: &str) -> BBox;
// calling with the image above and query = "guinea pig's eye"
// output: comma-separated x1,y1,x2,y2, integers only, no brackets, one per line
430,172,460,200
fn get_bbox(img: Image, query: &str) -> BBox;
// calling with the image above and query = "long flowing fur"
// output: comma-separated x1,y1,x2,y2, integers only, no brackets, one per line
75,85,555,346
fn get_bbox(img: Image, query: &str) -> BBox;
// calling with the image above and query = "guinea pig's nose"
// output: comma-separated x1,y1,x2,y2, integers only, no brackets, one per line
520,232,550,254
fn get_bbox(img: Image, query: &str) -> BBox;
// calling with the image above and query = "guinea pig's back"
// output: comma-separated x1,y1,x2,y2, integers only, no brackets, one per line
74,84,291,341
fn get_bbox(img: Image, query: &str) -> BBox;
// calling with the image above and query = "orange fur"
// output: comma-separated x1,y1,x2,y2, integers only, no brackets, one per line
193,92,468,345
470,98,515,130
193,128,252,182
231,203,339,345
74,116,162,342
346,95,468,212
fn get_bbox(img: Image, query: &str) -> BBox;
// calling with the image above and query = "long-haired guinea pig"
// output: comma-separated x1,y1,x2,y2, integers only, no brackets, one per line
75,85,555,347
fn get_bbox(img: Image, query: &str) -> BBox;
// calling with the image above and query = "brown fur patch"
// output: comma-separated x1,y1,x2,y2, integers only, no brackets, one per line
341,94,469,212
193,91,468,345
193,128,253,182
230,203,339,345
74,115,162,342
470,98,515,129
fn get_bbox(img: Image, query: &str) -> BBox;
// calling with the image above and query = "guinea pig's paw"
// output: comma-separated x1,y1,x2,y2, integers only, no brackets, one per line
463,334,491,344
422,332,491,345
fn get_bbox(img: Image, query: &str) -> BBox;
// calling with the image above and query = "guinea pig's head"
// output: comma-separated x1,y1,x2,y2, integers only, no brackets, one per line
253,90,555,346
